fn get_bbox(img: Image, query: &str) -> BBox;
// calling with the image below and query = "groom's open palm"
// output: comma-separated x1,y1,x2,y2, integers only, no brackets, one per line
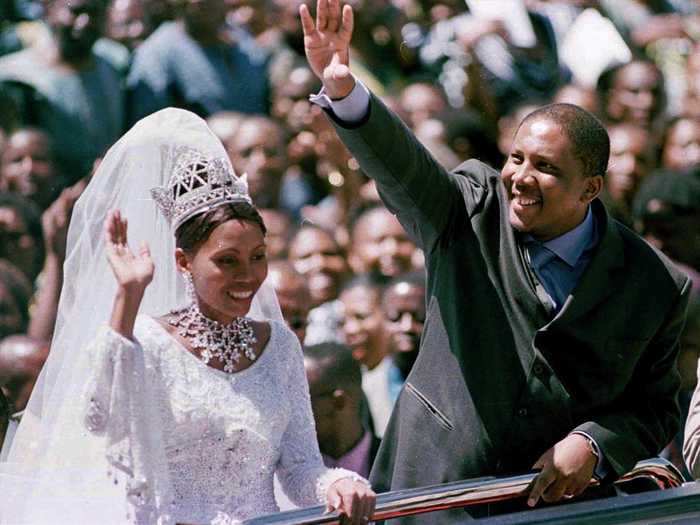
300,0,355,99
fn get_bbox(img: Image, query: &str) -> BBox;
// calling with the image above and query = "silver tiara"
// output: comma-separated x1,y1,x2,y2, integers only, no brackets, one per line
151,146,252,230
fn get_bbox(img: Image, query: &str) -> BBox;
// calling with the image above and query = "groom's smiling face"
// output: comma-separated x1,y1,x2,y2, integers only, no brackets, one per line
501,117,598,241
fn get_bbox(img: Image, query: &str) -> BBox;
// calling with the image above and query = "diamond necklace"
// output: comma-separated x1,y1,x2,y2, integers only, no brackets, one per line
166,303,257,373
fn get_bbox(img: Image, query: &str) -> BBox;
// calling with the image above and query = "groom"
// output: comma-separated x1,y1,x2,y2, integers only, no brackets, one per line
301,1,690,521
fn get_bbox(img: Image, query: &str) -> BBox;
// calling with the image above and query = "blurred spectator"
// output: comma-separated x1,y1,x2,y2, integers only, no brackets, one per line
438,109,502,167
420,7,564,116
398,82,447,129
267,259,311,344
106,0,152,52
1,0,23,56
603,123,655,226
0,0,124,181
28,179,86,341
255,0,308,96
395,83,500,169
597,59,666,129
283,100,366,228
415,0,466,24
601,0,699,109
553,82,600,116
269,66,339,218
413,118,462,169
126,0,270,123
0,335,48,414
271,65,320,132
349,206,418,281
339,274,392,437
660,115,700,173
0,261,32,340
0,335,49,460
227,116,286,209
683,43,700,117
347,0,418,92
207,110,245,147
0,127,66,210
0,193,44,283
227,0,267,37
258,208,292,260
598,0,692,48
289,224,348,310
340,275,388,370
141,0,173,29
304,342,380,479
497,102,541,158
633,170,700,272
289,224,348,345
381,271,426,386
526,0,593,47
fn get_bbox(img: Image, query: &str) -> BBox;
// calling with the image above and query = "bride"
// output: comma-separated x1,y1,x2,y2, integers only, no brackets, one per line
0,108,375,524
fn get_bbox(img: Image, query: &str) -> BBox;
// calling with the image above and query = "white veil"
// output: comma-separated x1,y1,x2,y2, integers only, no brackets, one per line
0,108,282,524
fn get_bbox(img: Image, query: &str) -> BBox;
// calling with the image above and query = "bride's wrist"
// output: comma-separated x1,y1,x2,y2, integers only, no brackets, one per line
116,283,147,301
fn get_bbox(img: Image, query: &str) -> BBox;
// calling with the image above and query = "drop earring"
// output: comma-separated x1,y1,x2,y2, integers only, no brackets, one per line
183,271,196,300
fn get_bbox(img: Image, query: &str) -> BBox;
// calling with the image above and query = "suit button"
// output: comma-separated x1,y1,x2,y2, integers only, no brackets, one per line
518,408,528,417
533,363,544,375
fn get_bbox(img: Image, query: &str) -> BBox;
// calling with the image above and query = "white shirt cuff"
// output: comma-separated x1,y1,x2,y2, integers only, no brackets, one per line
309,78,370,124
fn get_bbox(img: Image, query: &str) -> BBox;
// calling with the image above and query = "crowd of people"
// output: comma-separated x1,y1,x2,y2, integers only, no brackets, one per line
1,0,700,521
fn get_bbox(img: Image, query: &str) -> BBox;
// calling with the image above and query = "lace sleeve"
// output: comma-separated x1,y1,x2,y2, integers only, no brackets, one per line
274,326,368,507
83,326,141,435
81,322,176,524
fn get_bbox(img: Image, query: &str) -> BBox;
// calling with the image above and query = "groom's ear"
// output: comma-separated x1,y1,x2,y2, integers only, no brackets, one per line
174,248,191,273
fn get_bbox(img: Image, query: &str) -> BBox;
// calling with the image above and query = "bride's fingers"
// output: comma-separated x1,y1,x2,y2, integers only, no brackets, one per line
139,241,151,260
339,491,359,524
105,210,118,244
356,490,373,524
111,209,123,245
121,216,128,246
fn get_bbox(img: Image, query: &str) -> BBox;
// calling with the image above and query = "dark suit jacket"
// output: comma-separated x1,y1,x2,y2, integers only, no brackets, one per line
328,95,690,523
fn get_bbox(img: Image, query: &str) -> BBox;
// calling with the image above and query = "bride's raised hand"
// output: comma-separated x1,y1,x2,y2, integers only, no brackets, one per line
104,209,154,294
300,0,355,99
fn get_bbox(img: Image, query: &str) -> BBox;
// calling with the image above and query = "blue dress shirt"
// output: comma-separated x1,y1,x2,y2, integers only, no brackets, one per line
523,206,598,313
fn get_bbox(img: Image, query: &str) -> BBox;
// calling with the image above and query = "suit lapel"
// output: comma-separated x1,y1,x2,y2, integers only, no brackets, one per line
552,200,625,327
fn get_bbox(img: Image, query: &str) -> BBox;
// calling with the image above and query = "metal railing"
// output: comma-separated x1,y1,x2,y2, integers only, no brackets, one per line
242,458,685,524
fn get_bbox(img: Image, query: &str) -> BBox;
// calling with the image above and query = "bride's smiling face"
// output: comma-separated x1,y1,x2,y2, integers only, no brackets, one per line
177,218,268,322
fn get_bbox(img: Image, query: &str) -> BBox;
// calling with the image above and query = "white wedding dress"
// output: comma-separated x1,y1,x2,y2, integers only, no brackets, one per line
84,315,357,525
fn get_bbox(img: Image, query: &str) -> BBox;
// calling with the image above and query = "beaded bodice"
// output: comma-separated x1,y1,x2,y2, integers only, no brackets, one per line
84,316,356,524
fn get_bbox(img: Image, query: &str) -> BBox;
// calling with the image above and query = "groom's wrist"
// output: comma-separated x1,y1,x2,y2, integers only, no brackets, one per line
310,78,370,124
324,80,355,101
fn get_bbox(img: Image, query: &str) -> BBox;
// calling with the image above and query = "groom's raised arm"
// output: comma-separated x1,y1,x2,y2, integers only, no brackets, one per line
300,0,484,252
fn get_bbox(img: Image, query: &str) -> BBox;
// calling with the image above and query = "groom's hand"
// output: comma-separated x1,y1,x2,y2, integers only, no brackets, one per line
527,433,597,507
299,0,355,100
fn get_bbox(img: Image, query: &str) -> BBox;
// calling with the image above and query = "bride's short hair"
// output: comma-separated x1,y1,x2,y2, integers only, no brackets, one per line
175,201,267,254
